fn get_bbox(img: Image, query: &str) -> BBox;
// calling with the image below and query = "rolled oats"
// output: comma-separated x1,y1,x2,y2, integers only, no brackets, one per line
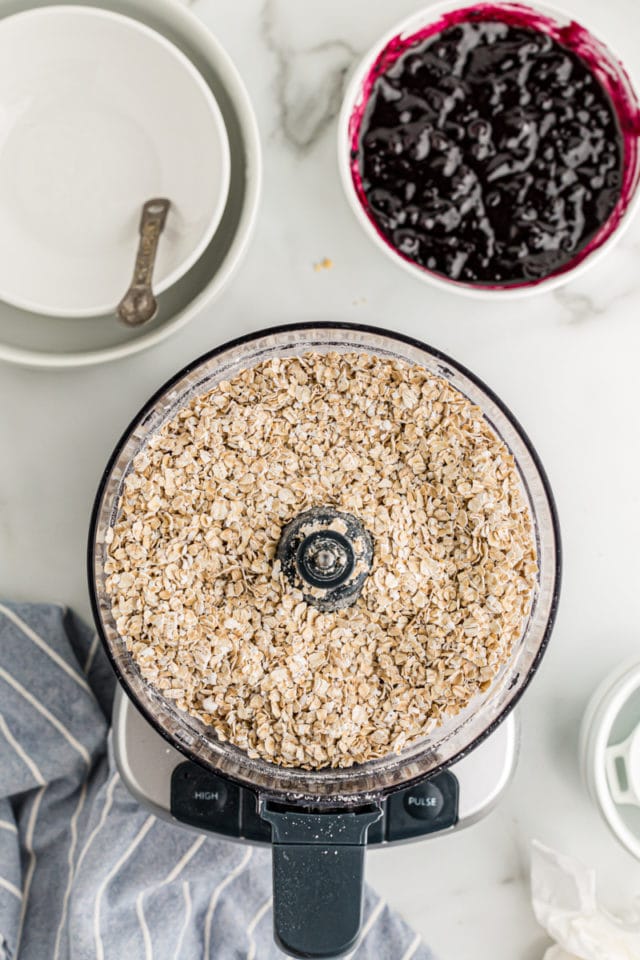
105,352,537,769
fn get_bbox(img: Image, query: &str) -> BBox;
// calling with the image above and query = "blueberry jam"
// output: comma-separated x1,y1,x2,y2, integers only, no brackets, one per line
354,17,625,285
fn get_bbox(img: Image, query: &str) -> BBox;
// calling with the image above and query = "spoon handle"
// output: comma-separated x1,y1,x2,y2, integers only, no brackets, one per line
133,198,170,288
117,198,170,327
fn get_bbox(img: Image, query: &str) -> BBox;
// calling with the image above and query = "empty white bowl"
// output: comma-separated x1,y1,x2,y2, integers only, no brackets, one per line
0,5,231,317
0,0,261,368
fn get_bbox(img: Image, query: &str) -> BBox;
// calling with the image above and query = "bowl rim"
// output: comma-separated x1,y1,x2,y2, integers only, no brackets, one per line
337,0,640,299
0,3,232,319
0,0,262,367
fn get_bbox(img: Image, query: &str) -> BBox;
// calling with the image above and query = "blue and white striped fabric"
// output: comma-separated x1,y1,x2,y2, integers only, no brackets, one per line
0,602,433,960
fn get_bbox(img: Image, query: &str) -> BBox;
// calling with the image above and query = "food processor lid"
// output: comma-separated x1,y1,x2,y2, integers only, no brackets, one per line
88,321,561,802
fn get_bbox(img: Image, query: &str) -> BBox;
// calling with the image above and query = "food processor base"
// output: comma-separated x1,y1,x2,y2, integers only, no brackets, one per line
92,323,558,958
113,687,519,847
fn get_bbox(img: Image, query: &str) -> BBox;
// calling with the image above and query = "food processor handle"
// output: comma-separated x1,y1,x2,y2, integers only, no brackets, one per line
260,804,383,959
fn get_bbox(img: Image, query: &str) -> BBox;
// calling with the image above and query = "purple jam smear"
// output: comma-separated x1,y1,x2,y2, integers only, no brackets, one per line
350,4,640,287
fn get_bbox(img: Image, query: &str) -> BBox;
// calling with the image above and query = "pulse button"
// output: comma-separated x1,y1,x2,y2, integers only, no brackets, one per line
387,770,458,841
403,782,444,819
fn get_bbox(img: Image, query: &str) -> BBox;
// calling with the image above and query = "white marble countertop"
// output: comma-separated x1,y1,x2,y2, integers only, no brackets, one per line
2,0,640,956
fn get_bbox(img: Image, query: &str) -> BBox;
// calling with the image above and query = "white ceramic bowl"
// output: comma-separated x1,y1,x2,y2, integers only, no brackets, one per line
580,659,640,860
0,5,230,317
338,0,640,299
0,0,261,368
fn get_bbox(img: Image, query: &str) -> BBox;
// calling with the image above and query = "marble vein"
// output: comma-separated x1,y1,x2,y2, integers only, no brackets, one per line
552,269,640,324
260,0,358,152
551,286,606,325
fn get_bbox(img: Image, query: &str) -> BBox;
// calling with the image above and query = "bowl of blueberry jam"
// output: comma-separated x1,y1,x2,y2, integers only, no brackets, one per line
339,1,640,295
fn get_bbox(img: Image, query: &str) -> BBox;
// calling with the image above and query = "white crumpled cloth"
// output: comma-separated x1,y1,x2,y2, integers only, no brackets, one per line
531,840,640,960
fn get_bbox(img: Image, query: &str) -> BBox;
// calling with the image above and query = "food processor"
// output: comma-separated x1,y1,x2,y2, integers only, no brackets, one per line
89,322,560,958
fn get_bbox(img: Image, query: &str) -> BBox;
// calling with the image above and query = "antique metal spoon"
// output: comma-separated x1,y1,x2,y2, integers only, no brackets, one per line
117,198,171,326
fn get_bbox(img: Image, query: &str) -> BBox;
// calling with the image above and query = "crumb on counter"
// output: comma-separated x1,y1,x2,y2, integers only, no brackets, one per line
313,257,333,272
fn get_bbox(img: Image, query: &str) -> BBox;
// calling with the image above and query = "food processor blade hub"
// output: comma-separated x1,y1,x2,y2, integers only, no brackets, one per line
277,506,374,611
298,531,355,585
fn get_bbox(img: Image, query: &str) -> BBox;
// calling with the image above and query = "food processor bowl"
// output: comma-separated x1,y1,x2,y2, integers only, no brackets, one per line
89,322,560,957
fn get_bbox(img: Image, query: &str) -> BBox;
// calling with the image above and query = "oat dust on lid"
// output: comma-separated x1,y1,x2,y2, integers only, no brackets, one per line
104,352,537,769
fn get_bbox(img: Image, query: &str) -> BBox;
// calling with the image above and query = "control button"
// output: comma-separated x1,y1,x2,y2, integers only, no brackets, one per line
386,771,458,842
170,762,240,837
241,790,272,843
403,782,444,819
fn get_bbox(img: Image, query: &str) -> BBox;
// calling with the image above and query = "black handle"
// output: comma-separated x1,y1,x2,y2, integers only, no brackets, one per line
260,804,382,959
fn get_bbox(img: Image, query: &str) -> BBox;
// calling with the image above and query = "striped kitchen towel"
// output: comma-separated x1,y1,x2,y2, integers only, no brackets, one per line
0,602,433,960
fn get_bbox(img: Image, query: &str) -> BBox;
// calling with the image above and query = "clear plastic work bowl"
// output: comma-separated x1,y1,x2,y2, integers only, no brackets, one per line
88,322,561,803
